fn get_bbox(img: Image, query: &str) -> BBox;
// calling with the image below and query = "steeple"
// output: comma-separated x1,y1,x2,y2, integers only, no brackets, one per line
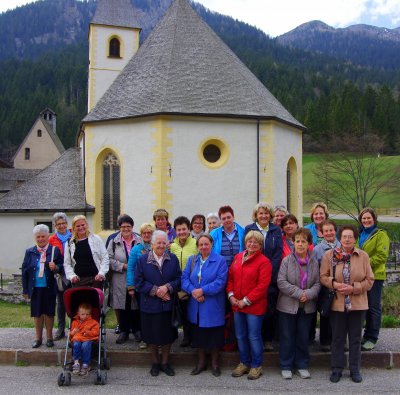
88,0,141,111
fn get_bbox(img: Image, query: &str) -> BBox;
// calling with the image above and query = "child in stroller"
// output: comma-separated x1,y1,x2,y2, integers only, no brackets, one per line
70,302,99,376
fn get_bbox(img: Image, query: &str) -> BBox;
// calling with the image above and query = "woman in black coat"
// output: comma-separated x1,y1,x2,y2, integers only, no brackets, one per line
135,230,181,377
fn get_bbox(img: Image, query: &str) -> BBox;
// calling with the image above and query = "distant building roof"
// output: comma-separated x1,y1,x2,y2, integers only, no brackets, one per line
84,0,303,129
0,148,94,212
0,169,40,193
91,0,141,29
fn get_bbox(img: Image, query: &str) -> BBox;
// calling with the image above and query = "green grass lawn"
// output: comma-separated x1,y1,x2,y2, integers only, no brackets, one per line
303,154,400,213
0,299,117,329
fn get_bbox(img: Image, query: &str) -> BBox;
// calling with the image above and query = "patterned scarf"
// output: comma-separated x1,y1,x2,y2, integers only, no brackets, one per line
294,253,309,290
37,244,49,278
332,247,353,311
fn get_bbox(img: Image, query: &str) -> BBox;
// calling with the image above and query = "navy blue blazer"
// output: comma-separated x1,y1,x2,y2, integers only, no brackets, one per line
22,245,63,298
244,222,283,285
135,251,181,314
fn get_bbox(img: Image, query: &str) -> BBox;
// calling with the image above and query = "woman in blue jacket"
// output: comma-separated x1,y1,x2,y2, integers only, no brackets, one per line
135,230,181,377
22,224,63,348
244,202,283,351
182,234,228,377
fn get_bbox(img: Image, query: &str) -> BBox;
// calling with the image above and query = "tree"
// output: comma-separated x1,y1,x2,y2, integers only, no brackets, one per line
305,134,400,220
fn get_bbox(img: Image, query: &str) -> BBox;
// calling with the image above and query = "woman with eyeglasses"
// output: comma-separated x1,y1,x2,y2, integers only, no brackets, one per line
107,214,142,344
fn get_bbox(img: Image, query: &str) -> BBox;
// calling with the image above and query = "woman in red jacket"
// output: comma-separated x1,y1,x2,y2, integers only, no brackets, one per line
227,231,272,380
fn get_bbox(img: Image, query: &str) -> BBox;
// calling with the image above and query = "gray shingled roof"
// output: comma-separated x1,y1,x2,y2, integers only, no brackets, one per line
84,0,303,128
91,0,141,29
0,169,40,193
41,116,65,155
0,148,93,212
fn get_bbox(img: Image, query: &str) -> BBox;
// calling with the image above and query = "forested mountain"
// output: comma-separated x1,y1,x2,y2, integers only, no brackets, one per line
277,20,400,70
0,0,399,158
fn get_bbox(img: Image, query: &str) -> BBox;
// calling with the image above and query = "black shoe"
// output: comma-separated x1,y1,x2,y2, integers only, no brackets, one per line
115,324,121,334
134,331,142,343
150,363,160,376
190,365,207,375
32,340,42,348
329,371,342,383
46,339,54,348
116,332,128,344
180,338,190,347
160,363,175,376
350,372,363,383
211,366,221,377
53,330,65,341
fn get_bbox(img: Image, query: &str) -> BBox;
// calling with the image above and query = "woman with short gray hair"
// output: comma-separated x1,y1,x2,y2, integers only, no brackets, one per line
22,224,63,348
135,230,181,377
48,212,72,341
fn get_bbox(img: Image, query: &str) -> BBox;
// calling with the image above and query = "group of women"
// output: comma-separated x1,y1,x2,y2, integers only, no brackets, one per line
21,203,389,383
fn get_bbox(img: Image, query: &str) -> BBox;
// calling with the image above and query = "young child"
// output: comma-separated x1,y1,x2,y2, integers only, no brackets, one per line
70,303,100,376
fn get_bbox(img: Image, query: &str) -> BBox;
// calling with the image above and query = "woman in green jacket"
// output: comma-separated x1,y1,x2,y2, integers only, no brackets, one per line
357,207,390,351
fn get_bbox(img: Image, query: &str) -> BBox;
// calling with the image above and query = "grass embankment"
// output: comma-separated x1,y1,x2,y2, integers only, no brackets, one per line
0,300,117,328
303,154,400,213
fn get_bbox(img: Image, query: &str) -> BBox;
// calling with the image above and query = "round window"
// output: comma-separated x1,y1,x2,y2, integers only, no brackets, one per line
203,144,221,163
199,138,229,168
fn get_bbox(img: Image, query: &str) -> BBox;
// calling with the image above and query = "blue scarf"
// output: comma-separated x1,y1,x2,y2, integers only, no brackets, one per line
359,224,376,248
56,230,72,245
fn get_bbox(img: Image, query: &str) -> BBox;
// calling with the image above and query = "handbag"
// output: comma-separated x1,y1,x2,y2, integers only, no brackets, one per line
171,293,183,329
318,263,336,317
177,255,197,301
52,246,70,292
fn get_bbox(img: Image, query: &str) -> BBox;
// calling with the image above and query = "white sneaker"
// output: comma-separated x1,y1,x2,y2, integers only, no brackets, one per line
297,369,311,379
281,370,292,379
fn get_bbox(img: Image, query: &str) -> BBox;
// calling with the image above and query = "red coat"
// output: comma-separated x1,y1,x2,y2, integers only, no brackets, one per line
69,314,99,342
226,250,272,315
49,231,72,256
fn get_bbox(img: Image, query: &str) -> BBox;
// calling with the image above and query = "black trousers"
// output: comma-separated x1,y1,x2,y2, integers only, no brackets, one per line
330,310,366,374
118,291,140,334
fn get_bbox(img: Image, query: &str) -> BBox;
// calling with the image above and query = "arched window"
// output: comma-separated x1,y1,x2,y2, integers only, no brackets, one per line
102,154,120,230
286,164,291,213
109,38,121,58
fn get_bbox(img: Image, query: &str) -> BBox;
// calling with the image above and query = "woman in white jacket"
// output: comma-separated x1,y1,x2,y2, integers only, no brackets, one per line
64,215,109,289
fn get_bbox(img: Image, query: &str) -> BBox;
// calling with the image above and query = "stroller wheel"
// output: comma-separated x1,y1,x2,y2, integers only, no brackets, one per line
57,372,65,387
64,372,71,386
94,371,107,385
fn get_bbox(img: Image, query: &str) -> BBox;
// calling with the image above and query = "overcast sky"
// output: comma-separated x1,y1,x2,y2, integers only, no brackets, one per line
1,0,399,37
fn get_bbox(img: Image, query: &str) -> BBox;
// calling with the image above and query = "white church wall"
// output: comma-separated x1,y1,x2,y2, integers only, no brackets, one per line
0,212,94,276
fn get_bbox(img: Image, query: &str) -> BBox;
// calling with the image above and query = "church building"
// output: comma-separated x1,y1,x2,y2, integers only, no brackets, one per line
79,0,304,235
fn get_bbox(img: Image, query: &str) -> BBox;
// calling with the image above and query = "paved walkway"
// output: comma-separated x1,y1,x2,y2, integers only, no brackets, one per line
1,328,399,369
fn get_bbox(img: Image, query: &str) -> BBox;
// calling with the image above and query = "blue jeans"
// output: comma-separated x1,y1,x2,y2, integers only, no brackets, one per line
279,309,313,370
364,280,383,343
234,312,264,368
72,341,93,365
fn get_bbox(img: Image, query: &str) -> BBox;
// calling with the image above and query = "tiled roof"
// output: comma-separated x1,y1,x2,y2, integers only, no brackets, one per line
0,148,93,212
84,0,303,128
0,169,40,192
91,0,141,29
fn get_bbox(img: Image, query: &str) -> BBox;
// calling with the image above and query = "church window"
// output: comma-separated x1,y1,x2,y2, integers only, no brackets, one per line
203,144,221,163
199,138,229,168
37,129,42,137
102,153,120,230
109,38,121,58
286,164,291,213
25,148,30,160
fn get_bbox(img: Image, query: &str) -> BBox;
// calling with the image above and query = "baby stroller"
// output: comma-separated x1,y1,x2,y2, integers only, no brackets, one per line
57,286,110,386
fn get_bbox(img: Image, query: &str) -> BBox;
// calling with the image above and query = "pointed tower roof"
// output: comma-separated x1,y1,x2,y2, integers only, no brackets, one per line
84,0,302,129
91,0,140,29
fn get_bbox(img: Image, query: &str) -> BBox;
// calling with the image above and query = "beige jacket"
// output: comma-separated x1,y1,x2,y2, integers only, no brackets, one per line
320,247,374,312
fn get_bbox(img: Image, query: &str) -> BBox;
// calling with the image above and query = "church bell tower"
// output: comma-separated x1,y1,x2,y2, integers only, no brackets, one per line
88,0,141,111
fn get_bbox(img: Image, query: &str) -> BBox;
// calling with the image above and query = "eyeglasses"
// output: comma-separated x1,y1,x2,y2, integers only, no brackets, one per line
341,235,355,240
55,222,67,226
